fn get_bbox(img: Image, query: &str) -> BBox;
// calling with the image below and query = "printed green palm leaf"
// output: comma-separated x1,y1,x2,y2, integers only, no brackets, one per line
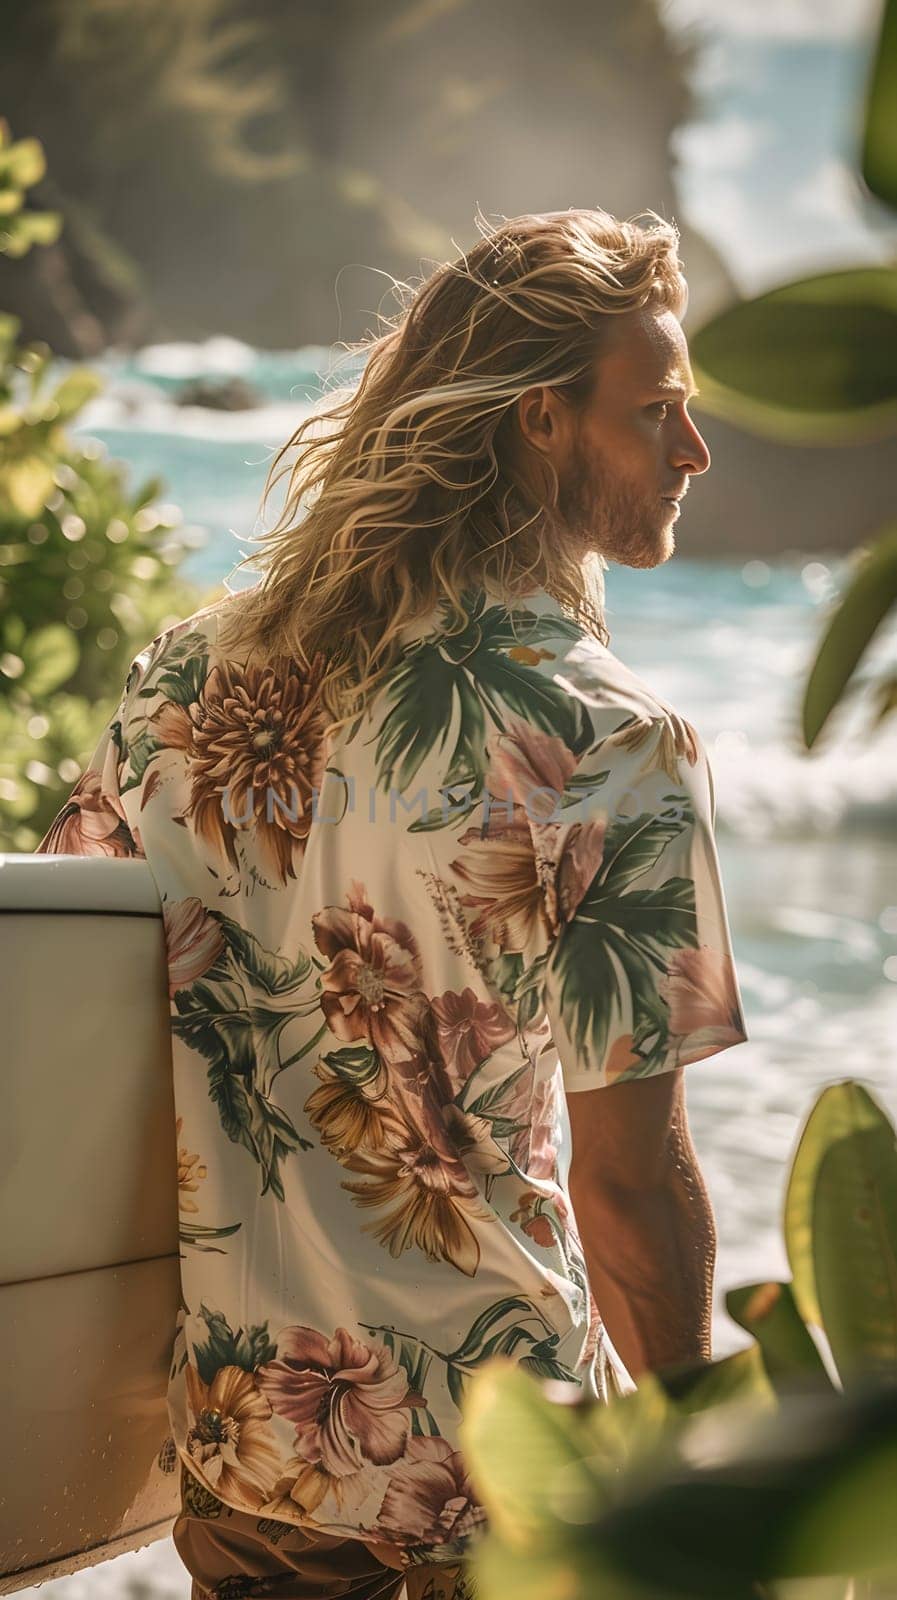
374,596,591,796
172,929,317,1196
178,1217,242,1254
598,798,694,894
551,871,698,1075
802,525,897,748
375,639,473,793
690,268,897,444
210,911,313,994
193,1304,278,1383
861,0,897,211
726,1281,834,1392
780,1081,889,1344
464,603,593,753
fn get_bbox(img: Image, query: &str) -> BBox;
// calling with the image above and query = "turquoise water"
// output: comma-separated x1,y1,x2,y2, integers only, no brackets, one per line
22,335,894,1600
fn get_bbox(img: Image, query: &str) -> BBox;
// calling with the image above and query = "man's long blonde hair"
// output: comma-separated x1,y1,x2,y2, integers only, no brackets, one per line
218,205,687,740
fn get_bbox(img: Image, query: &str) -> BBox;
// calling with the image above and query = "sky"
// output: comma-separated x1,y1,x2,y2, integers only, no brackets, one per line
659,0,897,295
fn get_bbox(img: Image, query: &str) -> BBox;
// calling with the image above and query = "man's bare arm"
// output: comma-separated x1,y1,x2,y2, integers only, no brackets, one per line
566,1067,717,1380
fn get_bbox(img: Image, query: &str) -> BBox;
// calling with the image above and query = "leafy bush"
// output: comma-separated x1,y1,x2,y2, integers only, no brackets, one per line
461,1081,897,1600
0,124,208,848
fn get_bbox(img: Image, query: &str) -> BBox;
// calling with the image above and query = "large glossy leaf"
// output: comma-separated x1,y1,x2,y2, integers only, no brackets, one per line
861,0,897,212
690,269,897,441
592,1382,897,1592
784,1083,896,1341
460,1363,598,1547
813,1118,897,1386
726,1281,834,1391
802,524,897,748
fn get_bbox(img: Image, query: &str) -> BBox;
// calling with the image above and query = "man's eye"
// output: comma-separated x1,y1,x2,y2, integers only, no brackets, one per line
648,402,671,418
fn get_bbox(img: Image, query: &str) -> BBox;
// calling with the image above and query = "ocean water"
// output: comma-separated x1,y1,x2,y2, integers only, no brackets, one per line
21,336,897,1600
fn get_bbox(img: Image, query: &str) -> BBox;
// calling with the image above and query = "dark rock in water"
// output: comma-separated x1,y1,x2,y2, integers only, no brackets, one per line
175,376,260,410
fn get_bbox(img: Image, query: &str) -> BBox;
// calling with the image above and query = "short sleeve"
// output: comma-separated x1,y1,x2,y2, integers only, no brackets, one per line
541,710,749,1093
35,655,147,859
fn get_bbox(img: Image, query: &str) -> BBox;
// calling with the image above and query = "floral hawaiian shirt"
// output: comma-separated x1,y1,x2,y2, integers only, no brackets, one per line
37,580,748,1568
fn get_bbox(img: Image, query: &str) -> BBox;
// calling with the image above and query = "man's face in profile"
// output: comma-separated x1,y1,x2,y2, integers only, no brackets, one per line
525,305,712,570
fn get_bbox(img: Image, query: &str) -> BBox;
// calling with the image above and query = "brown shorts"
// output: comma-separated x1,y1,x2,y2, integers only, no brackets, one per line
171,1463,475,1600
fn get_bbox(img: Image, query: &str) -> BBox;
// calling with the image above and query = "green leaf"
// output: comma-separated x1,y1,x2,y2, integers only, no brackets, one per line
0,209,62,256
20,623,79,695
51,368,104,422
459,1360,607,1547
4,136,46,189
784,1082,897,1352
861,0,897,211
656,1343,777,1415
726,1282,833,1391
812,1116,897,1386
802,525,897,749
598,801,693,895
2,455,55,516
690,269,897,440
592,1383,897,1592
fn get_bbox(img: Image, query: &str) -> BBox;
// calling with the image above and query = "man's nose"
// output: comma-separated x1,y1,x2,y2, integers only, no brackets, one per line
672,413,711,477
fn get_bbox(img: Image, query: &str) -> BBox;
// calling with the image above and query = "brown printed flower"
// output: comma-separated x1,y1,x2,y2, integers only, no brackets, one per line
312,882,428,1064
163,897,226,996
184,1363,283,1509
37,768,140,858
429,986,516,1091
255,1326,413,1477
152,656,327,885
374,1436,484,1548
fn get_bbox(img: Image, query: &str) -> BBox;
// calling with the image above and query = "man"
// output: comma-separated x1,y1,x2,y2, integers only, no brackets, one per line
37,207,748,1600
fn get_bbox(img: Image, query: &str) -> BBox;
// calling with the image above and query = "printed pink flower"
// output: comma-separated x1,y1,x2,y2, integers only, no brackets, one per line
255,1326,412,1477
163,896,225,995
488,717,578,823
521,1073,561,1180
312,882,428,1064
661,946,744,1048
374,1435,484,1547
37,768,139,857
430,986,516,1089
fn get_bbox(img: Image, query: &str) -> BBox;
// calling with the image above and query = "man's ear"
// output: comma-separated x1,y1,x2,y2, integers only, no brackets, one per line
517,385,568,457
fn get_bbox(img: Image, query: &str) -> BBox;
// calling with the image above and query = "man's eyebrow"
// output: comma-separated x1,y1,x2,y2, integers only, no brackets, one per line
652,378,700,400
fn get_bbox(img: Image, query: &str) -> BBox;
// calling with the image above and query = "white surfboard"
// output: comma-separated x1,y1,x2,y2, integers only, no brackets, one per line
0,854,181,1595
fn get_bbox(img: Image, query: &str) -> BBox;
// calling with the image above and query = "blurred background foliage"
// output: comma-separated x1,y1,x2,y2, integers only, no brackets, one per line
688,0,897,749
0,120,205,850
0,0,709,355
461,1079,897,1600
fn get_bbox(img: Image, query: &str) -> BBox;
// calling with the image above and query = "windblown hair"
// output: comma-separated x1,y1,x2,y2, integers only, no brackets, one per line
218,205,687,740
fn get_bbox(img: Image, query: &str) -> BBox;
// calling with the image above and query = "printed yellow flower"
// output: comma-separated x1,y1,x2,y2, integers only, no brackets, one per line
175,1115,207,1213
343,1132,491,1277
184,1362,283,1510
304,1058,407,1159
